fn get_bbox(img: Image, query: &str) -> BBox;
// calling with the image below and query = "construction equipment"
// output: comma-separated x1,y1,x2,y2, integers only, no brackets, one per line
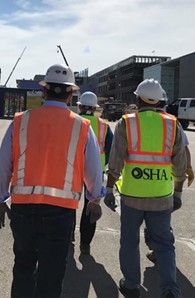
4,47,27,87
57,45,69,66
101,101,124,121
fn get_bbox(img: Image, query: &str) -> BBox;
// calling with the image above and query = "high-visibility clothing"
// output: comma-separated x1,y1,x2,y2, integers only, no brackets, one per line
11,107,90,209
116,111,177,197
81,115,108,170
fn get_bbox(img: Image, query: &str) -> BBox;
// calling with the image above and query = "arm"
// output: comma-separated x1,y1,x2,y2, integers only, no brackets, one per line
104,125,113,166
107,118,128,186
84,126,106,223
180,127,194,186
84,126,105,201
172,122,187,192
171,123,187,210
185,145,191,168
0,122,13,202
185,146,194,186
105,118,128,211
0,123,13,227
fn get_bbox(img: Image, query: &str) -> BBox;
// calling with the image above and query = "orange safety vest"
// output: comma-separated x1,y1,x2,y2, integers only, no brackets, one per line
11,106,90,209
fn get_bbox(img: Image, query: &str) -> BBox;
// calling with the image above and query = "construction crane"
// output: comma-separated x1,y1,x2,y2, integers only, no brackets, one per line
4,46,27,87
57,45,69,66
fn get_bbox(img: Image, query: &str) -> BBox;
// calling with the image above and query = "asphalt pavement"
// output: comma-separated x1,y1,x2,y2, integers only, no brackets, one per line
0,119,195,298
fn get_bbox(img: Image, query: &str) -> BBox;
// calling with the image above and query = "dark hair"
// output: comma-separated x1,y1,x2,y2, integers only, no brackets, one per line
137,96,158,108
79,105,94,111
157,100,167,109
45,83,72,99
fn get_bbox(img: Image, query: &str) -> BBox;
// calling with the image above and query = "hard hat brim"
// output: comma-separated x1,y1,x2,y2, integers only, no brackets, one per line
76,101,100,107
39,81,80,91
133,91,166,101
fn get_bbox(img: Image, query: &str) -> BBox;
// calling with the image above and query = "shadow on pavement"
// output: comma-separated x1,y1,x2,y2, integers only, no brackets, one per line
61,244,119,298
142,265,195,298
185,128,195,132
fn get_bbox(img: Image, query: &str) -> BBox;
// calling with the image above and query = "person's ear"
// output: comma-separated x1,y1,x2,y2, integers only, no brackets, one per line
42,87,47,99
65,91,73,104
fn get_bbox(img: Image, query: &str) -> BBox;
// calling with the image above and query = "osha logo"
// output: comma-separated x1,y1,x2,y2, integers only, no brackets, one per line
131,167,168,180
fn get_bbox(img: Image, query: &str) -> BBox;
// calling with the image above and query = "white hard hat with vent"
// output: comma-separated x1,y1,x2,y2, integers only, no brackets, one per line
39,64,79,90
77,92,99,107
134,78,166,102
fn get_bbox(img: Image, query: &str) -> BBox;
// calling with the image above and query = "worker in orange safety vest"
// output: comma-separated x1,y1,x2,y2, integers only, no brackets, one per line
0,64,106,298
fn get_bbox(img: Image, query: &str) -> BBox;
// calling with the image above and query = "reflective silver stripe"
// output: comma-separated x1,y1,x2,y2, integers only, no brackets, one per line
17,111,83,197
99,119,106,152
127,113,174,154
161,114,174,154
127,153,171,163
63,114,82,191
128,114,138,151
11,185,80,200
17,111,31,186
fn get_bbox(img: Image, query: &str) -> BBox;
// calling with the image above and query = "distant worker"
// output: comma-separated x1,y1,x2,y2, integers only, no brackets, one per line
74,91,113,254
104,79,187,298
0,64,105,298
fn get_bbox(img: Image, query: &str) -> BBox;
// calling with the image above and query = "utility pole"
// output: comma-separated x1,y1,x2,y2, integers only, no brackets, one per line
57,45,69,66
4,46,27,87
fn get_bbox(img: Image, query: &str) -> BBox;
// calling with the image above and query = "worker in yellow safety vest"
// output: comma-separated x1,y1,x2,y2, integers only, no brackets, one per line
0,64,105,298
73,91,113,254
104,78,187,298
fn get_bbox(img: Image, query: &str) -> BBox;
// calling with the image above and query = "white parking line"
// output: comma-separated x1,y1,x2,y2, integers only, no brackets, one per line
176,237,195,252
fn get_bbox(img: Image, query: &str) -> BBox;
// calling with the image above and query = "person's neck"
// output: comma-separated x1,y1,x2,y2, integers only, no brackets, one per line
138,106,157,112
80,110,94,115
45,98,67,104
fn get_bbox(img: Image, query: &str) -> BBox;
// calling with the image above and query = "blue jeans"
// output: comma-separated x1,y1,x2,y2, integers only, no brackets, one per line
120,201,181,298
10,204,74,298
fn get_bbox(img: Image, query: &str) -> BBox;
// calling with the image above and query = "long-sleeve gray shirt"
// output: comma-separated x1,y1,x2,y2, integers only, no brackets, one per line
107,111,187,211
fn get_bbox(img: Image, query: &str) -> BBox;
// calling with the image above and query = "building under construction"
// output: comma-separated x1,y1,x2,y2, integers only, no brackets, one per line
90,55,171,104
2,51,195,118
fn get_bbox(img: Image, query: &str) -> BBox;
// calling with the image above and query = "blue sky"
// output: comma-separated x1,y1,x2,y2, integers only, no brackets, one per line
0,0,195,87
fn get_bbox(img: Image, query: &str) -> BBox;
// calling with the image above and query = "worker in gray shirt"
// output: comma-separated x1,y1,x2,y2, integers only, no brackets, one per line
104,79,187,298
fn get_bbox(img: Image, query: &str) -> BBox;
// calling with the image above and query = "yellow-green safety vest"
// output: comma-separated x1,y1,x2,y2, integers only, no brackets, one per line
81,115,108,170
116,111,177,198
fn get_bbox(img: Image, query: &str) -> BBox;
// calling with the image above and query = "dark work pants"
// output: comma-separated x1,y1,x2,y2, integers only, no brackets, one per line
79,190,96,246
72,185,96,246
10,203,74,298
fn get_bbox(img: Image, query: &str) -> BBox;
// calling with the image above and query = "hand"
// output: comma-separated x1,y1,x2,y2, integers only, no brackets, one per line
173,191,182,212
86,202,102,223
0,203,11,229
104,193,117,212
186,167,194,187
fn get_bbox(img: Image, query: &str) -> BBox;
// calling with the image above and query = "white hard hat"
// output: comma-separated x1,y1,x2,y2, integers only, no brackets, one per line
77,91,99,107
134,78,166,102
39,64,79,90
